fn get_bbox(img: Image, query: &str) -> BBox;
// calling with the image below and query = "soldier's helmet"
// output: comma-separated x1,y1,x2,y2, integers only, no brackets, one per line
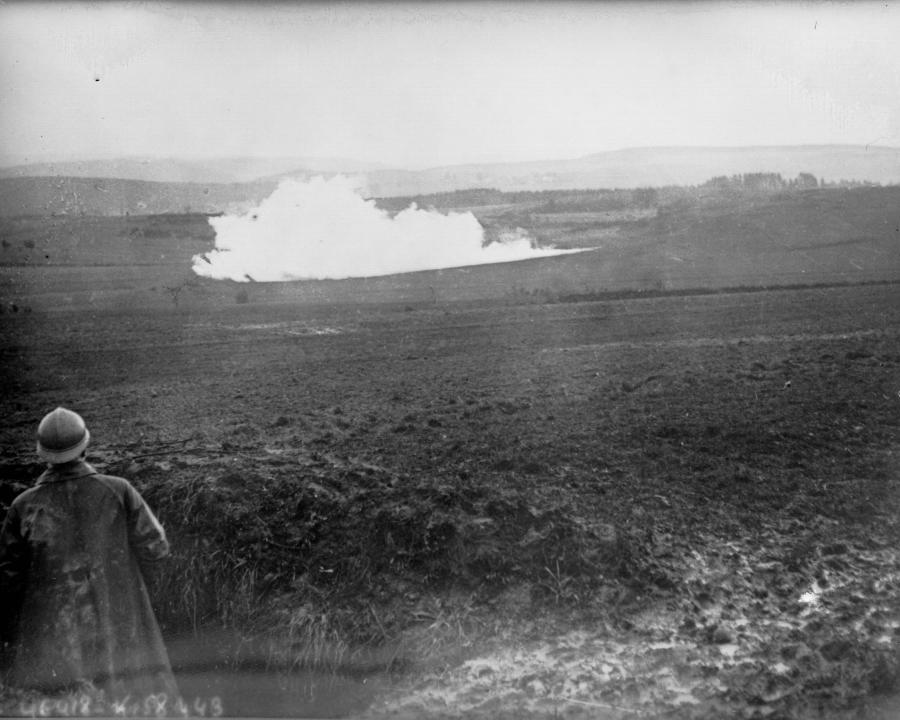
36,407,91,464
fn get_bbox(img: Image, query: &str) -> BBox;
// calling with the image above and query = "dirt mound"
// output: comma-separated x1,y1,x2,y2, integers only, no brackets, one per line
126,448,641,649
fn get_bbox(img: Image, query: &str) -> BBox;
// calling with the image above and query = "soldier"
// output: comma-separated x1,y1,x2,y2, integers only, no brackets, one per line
0,407,179,708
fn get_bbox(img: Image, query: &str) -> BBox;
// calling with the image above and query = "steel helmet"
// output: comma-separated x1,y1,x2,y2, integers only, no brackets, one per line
36,407,90,464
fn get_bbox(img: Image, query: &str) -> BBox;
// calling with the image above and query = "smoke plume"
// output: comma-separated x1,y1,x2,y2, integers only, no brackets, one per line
191,176,581,281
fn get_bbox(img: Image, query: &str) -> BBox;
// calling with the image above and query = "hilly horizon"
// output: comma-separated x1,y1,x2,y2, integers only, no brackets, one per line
364,145,900,196
0,156,387,185
1,144,897,217
2,145,898,195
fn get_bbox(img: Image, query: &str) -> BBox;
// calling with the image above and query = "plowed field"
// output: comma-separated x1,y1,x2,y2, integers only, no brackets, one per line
2,282,900,718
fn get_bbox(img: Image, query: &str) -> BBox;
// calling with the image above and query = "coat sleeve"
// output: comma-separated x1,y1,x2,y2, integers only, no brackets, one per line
121,481,170,564
0,502,27,649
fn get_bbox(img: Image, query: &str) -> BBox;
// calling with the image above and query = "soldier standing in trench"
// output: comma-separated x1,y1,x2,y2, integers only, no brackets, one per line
0,407,179,713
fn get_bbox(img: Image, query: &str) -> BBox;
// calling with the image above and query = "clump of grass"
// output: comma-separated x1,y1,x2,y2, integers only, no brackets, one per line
235,602,353,674
402,593,483,666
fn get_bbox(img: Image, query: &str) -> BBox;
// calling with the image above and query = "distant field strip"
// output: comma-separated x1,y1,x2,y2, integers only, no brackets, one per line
543,327,898,354
529,209,656,224
789,236,884,252
222,322,347,336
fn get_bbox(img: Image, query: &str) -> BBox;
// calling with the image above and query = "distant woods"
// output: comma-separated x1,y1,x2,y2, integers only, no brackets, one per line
375,172,879,217
703,172,820,193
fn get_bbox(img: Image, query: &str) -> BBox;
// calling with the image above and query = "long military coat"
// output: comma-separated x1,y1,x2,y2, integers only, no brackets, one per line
0,460,178,700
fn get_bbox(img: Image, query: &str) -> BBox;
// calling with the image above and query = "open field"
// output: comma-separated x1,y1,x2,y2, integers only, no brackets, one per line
1,184,900,717
2,281,900,718
2,186,900,316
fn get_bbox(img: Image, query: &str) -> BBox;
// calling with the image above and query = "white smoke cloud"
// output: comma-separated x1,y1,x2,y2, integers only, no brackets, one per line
191,176,582,281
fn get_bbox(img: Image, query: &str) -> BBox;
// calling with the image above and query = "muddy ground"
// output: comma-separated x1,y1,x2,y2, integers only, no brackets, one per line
1,282,900,718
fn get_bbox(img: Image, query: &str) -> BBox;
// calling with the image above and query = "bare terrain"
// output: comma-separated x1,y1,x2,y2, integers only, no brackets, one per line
1,184,900,718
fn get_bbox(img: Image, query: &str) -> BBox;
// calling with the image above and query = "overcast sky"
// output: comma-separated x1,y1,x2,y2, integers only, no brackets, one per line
1,1,898,169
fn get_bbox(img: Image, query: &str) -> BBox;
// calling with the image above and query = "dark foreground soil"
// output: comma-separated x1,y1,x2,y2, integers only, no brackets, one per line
1,283,900,718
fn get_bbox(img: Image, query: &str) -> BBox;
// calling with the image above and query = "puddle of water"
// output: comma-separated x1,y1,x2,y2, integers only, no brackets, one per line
166,631,386,718
717,644,741,660
799,587,822,607
175,669,382,718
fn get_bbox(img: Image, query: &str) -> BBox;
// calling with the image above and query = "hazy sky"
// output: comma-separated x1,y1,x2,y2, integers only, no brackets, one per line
1,1,898,168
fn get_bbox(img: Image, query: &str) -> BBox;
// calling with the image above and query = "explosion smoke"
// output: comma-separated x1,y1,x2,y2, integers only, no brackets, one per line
191,176,582,282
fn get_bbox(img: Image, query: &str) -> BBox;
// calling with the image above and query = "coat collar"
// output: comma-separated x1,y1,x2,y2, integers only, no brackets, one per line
37,459,98,485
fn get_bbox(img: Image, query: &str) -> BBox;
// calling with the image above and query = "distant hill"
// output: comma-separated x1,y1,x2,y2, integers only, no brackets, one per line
1,146,898,216
0,176,277,217
0,156,385,184
365,145,900,196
